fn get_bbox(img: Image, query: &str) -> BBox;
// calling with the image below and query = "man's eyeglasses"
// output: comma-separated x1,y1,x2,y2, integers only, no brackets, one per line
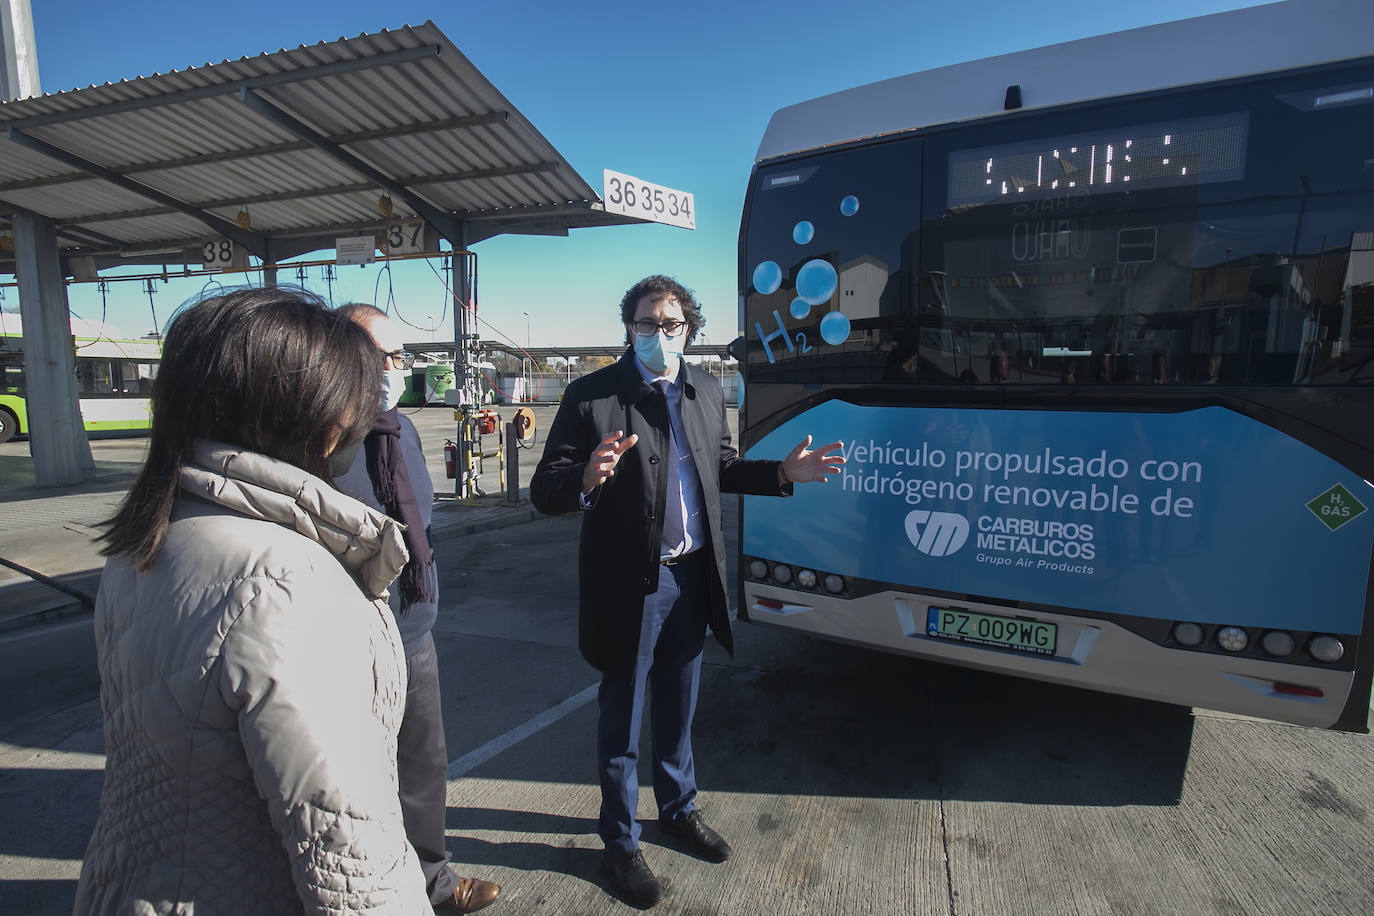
631,319,688,338
386,350,415,370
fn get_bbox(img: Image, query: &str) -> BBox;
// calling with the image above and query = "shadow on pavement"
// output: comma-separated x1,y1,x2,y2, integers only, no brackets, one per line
0,879,79,915
446,806,597,836
443,833,606,886
0,456,141,503
696,641,1192,806
463,635,1193,809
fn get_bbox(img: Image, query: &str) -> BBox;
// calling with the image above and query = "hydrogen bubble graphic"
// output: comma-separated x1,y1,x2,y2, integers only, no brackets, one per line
839,195,860,216
792,220,814,244
795,259,838,305
790,297,810,320
820,311,852,345
752,260,782,295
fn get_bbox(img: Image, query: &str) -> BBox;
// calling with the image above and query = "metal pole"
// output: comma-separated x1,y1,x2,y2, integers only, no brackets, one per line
505,420,519,504
453,249,467,497
0,555,95,609
452,237,482,499
0,0,39,102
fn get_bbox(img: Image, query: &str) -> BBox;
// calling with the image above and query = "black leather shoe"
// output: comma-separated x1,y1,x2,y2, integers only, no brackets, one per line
660,810,733,862
602,848,662,909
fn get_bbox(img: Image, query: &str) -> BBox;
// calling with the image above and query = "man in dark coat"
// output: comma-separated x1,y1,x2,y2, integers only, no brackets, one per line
531,276,843,908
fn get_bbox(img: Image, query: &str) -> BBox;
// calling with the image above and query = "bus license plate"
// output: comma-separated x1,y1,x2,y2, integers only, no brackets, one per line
926,607,1057,656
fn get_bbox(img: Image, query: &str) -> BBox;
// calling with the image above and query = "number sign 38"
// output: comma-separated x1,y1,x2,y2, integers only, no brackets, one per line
603,169,695,230
201,239,239,269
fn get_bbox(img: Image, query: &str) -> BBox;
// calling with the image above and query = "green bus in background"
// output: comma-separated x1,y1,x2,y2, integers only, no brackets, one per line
1,328,161,443
398,359,455,407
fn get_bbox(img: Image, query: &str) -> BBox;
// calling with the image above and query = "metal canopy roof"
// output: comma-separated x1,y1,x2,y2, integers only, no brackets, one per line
0,22,640,274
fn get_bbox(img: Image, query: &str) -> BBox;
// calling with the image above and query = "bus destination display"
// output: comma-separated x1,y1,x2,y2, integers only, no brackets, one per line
947,112,1248,208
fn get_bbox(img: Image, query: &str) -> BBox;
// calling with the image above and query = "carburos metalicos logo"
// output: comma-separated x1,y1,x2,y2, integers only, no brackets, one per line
904,510,969,557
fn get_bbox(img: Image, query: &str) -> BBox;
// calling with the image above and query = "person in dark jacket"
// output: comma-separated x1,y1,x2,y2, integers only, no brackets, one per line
531,276,843,908
333,304,501,915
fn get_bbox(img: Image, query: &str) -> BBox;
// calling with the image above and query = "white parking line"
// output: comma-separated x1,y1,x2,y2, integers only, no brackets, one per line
447,683,598,780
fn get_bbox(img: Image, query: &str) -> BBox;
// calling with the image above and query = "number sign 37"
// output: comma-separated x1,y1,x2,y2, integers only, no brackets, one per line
383,219,431,256
602,169,695,230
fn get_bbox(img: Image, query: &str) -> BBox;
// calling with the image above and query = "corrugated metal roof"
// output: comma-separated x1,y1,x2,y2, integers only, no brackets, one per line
0,22,639,270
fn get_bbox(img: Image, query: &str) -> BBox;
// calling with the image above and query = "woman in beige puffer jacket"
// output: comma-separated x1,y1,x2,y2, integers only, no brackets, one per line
74,289,432,915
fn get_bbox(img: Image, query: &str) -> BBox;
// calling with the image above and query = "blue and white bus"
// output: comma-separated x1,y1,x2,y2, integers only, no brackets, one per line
737,0,1374,731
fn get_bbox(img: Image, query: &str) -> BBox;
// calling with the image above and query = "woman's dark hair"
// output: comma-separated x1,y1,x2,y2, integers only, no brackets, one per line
100,287,381,567
619,275,705,346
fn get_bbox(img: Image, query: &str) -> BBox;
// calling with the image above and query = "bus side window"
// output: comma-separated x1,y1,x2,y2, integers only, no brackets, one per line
119,361,142,394
136,362,156,394
77,358,114,395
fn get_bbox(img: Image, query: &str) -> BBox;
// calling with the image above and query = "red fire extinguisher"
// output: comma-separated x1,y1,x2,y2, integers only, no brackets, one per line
443,439,457,479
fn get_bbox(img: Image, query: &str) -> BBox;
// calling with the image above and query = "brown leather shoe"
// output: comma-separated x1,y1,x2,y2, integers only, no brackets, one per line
438,876,501,913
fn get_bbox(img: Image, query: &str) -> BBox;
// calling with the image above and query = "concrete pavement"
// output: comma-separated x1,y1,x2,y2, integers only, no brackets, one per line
2,410,1373,915
0,408,550,632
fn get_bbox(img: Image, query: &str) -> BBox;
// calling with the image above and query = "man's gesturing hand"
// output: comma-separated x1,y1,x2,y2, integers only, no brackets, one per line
582,430,640,494
780,435,846,484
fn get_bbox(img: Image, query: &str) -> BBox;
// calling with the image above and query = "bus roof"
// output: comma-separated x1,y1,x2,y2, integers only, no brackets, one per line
1,320,162,360
0,314,138,342
73,338,162,360
755,0,1374,163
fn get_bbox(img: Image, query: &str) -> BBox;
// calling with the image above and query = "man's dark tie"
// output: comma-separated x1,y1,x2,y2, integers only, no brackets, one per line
657,379,685,554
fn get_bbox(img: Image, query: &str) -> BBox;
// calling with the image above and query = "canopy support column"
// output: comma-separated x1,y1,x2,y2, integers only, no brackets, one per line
13,211,92,485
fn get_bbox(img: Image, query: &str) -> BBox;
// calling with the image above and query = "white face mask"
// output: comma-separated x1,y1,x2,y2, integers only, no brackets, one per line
380,366,408,411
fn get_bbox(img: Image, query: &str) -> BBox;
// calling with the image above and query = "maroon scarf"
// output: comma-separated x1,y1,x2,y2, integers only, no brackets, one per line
365,408,435,606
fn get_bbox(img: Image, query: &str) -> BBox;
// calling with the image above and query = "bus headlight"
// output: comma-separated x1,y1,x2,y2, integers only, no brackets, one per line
771,564,793,586
823,574,845,594
1309,635,1345,663
1260,631,1295,657
747,559,769,580
1172,622,1204,647
1216,626,1248,652
795,568,817,589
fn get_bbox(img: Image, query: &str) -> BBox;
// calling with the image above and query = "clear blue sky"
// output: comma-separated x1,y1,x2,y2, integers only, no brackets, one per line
21,0,1267,348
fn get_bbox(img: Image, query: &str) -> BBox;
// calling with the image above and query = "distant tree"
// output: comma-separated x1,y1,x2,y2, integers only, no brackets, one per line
578,355,616,374
489,351,521,376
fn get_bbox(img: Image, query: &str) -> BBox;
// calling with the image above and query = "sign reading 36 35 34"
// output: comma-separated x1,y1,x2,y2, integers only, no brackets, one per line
602,169,695,230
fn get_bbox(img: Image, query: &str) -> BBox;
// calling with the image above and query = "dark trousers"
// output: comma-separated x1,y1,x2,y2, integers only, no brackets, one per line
399,631,458,905
597,552,709,854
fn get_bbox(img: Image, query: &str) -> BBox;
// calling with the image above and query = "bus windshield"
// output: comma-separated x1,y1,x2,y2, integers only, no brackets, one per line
744,64,1374,398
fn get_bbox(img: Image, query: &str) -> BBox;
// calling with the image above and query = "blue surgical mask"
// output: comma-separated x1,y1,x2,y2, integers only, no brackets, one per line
633,332,684,374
